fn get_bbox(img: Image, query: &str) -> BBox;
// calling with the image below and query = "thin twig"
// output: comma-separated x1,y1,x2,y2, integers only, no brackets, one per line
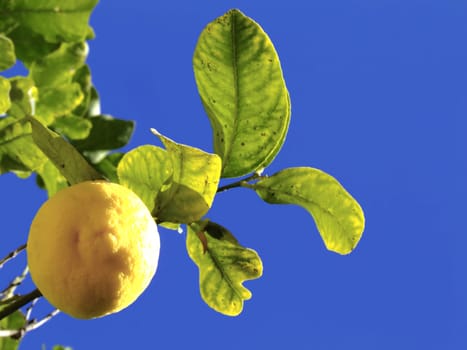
0,244,26,269
216,172,262,193
0,309,60,339
0,289,42,321
1,266,29,298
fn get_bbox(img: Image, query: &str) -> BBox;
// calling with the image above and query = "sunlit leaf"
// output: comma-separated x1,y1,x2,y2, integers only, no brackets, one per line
36,160,69,197
0,34,15,72
50,114,92,140
253,167,365,255
0,0,98,43
36,83,85,125
29,42,88,87
187,221,262,316
193,9,290,178
7,26,59,65
28,116,103,185
0,77,11,114
117,145,172,213
0,117,46,175
152,130,222,223
7,77,37,118
0,310,25,350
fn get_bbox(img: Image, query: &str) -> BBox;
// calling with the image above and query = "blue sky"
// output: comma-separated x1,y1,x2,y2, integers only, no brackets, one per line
2,0,467,349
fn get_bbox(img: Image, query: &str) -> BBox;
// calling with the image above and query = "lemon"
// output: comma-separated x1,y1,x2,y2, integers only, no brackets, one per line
27,181,160,319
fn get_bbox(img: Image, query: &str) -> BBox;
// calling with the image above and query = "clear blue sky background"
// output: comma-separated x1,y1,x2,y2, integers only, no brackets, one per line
2,0,467,349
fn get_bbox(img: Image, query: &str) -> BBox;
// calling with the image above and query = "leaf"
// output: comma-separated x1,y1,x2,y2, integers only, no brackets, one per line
29,42,88,87
36,160,68,197
50,114,92,140
187,221,262,316
117,145,172,213
52,346,73,350
253,167,365,255
0,310,25,350
193,9,290,178
93,152,124,183
152,130,222,223
28,116,103,185
0,0,98,43
0,34,15,71
36,83,85,125
72,115,134,152
6,26,59,65
0,77,11,114
0,117,46,175
7,77,37,118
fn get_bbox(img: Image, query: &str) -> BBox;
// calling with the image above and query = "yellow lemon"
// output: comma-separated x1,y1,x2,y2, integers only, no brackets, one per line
27,181,160,319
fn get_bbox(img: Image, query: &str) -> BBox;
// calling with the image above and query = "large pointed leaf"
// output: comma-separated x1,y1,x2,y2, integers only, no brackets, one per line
152,130,222,223
0,34,15,72
187,221,263,316
0,0,97,43
28,116,103,185
0,117,46,175
117,145,172,213
0,77,11,114
193,9,290,178
253,167,365,255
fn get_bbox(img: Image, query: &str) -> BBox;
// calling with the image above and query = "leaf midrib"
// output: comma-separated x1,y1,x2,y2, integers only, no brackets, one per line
222,10,240,171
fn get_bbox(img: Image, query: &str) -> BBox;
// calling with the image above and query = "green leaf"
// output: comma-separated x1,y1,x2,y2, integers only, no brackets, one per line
52,346,73,350
253,167,365,255
28,116,104,185
50,114,92,140
7,26,59,65
7,77,37,118
187,221,263,316
0,310,25,350
0,34,15,71
153,130,222,223
29,42,88,87
36,160,68,197
0,77,11,114
93,152,124,183
36,83,85,125
117,145,172,213
193,9,290,178
72,115,134,152
0,117,46,175
0,0,98,43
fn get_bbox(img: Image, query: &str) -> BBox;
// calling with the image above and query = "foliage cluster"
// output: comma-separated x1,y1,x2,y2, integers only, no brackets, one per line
0,2,364,347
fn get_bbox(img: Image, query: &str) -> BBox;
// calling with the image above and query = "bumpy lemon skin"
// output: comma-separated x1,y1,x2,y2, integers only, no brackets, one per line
27,181,160,319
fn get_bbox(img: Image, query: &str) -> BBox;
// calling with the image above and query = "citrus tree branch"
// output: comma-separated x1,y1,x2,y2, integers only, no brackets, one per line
0,289,42,321
0,244,26,269
0,309,60,339
216,172,262,193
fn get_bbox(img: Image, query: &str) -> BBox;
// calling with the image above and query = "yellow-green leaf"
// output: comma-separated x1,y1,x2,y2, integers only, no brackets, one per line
0,34,15,72
152,130,222,223
0,0,97,43
28,116,103,185
117,145,172,213
0,77,11,114
187,221,263,316
0,117,46,175
193,9,290,178
253,167,365,255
